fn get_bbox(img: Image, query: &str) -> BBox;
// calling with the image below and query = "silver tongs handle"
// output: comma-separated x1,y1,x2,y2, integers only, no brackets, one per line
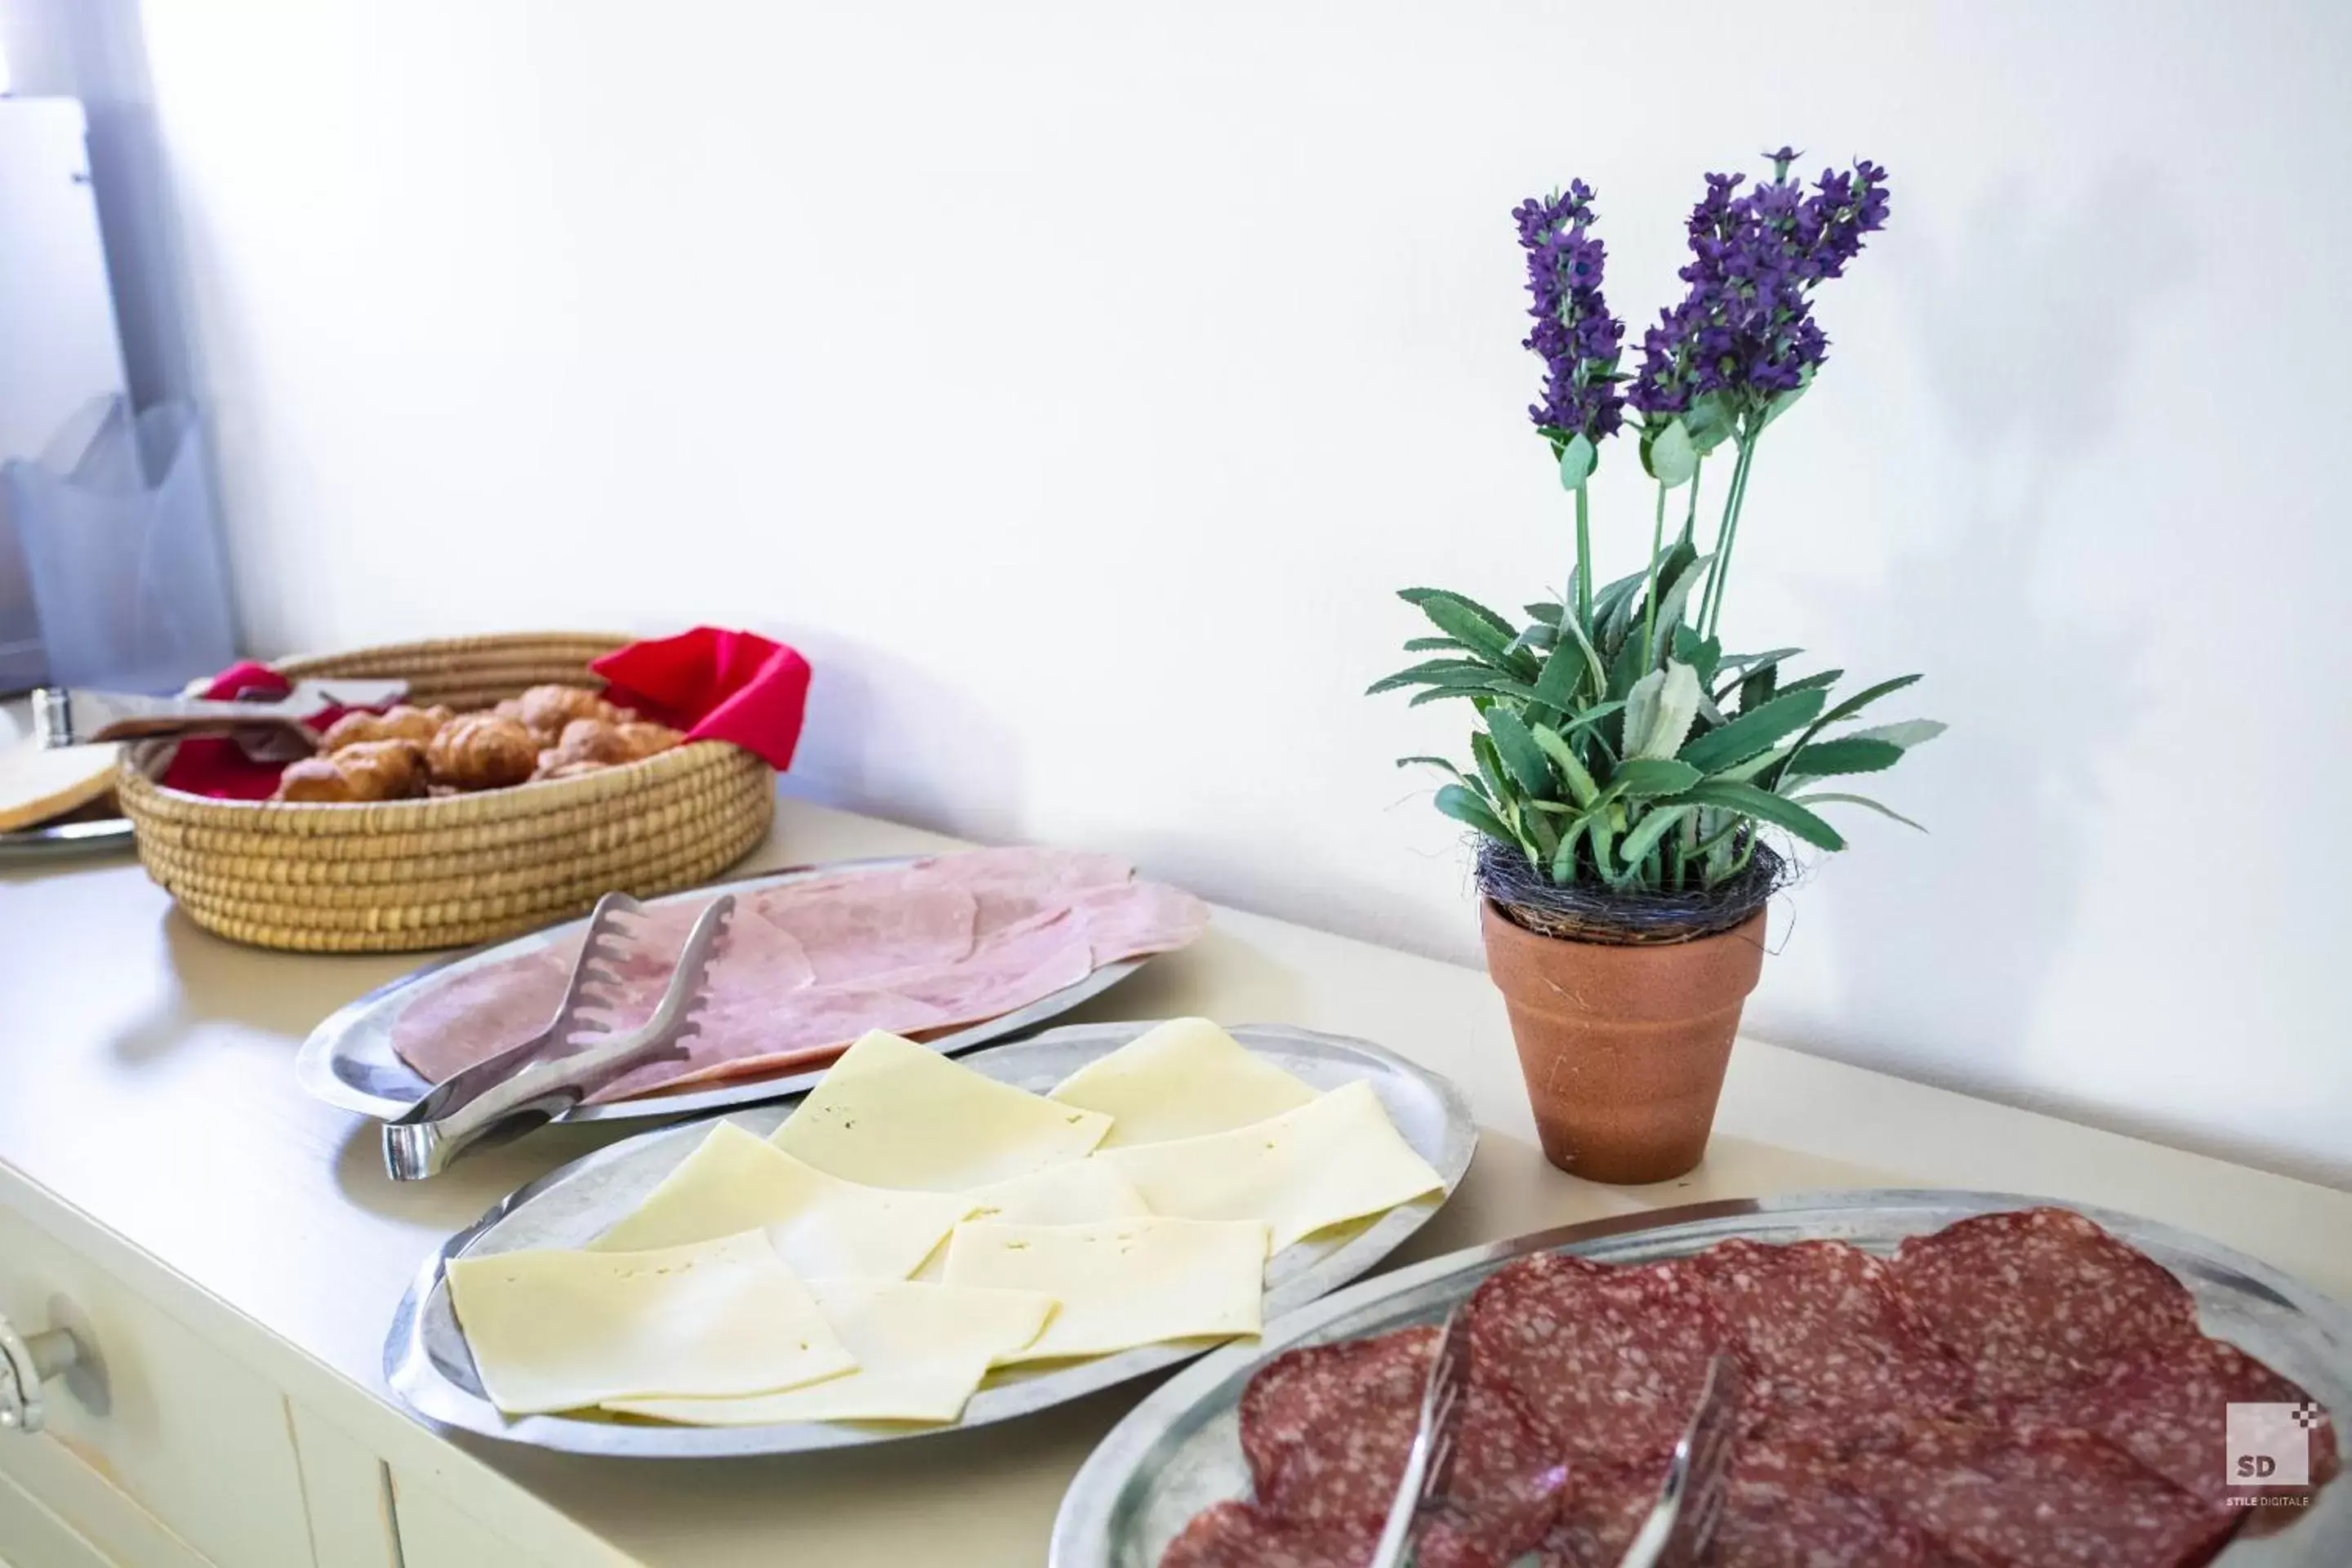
381,893,735,1181
33,679,410,747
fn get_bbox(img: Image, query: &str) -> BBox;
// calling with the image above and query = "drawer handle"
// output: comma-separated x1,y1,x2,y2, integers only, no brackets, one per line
0,1312,82,1436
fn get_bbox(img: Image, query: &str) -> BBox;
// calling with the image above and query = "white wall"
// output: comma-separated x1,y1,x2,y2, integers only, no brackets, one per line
135,0,2352,1187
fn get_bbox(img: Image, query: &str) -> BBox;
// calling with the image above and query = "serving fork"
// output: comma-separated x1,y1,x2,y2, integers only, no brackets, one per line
381,892,734,1181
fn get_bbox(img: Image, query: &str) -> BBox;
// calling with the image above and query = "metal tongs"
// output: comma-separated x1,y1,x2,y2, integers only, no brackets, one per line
1369,1304,1472,1568
33,679,413,759
381,891,735,1181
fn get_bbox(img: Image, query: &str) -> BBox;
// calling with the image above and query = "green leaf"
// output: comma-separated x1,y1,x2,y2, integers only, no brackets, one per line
1775,669,1846,698
1469,731,1512,807
1549,816,1588,881
1522,601,1562,625
1678,688,1829,773
1550,608,1609,702
1365,657,1503,696
1592,567,1648,649
1398,588,1519,664
1672,626,1722,687
1646,418,1698,488
1647,552,1713,641
1606,630,1651,702
1405,677,1542,707
1611,757,1703,798
1628,660,1704,760
1616,803,1697,869
1529,722,1601,807
1682,391,1739,455
1619,669,1662,767
1793,791,1928,832
1738,661,1779,715
1531,635,1591,710
1484,708,1556,796
1759,368,1811,430
1434,784,1513,844
1401,635,1472,653
1814,673,1922,730
1678,780,1846,851
1557,433,1597,490
1843,718,1946,751
1394,755,1468,783
1784,737,1904,779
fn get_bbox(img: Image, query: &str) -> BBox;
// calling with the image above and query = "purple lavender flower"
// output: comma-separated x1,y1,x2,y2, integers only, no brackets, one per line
1629,153,1889,419
1515,182,1625,449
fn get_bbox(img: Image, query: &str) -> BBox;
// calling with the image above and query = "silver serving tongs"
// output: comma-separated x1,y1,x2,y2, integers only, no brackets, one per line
1368,1303,1473,1568
33,679,412,757
1617,1352,1744,1568
381,892,735,1182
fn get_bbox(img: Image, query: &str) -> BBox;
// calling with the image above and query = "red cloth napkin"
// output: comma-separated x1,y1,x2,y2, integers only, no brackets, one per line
590,628,809,771
158,630,809,798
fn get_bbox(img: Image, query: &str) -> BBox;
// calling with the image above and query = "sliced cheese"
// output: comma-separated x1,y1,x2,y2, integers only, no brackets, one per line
942,1218,1267,1362
956,1160,1152,1226
1092,1079,1445,1253
1048,1017,1319,1147
769,1029,1111,1190
605,1279,1054,1426
445,1232,854,1415
590,1120,974,1281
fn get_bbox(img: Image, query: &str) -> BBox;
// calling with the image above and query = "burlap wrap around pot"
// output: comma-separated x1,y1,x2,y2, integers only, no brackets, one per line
1479,901,1766,1184
117,632,773,953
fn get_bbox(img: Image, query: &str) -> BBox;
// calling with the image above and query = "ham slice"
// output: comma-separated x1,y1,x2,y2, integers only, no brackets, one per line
387,847,1209,1099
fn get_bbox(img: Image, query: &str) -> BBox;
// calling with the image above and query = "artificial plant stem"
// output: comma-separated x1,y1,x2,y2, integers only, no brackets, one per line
1681,461,1704,546
1574,482,1594,636
1641,481,1668,669
1699,434,1757,641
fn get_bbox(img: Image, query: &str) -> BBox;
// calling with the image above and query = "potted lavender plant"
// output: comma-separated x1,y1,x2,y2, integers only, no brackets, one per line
1373,151,1940,1183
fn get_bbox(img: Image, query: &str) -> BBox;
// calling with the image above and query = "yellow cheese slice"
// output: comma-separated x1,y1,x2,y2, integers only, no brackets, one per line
956,1160,1153,1226
1092,1080,1445,1253
942,1217,1267,1362
1048,1018,1319,1147
604,1279,1054,1426
769,1029,1111,1190
445,1232,855,1415
0,737,119,831
589,1120,975,1281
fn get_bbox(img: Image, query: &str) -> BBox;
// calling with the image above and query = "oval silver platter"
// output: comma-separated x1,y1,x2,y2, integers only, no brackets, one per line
385,1021,1478,1457
0,813,135,862
1054,1188,2352,1567
298,853,1160,1125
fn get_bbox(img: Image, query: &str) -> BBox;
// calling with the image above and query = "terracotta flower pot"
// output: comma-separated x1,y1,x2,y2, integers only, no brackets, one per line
1478,901,1766,1185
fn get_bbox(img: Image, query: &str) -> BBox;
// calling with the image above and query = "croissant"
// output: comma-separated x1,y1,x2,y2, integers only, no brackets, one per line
320,704,452,751
529,717,684,781
514,684,626,740
425,715,539,790
272,739,430,803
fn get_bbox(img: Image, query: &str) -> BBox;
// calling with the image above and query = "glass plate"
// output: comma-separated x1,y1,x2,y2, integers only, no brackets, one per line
1054,1190,2352,1566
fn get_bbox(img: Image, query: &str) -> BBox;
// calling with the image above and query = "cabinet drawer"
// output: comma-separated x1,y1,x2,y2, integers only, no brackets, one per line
0,1200,312,1568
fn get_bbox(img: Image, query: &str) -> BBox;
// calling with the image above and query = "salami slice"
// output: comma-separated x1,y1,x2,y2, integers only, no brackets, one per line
1236,1325,1562,1564
2020,1333,2339,1510
1707,1468,1939,1566
1847,1425,2235,1568
1530,1458,1664,1568
1690,1238,1969,1432
1467,1253,1729,1464
1891,1207,2201,1401
1156,1501,1372,1568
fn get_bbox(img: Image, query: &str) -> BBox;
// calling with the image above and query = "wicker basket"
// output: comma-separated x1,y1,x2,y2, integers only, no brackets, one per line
117,632,775,953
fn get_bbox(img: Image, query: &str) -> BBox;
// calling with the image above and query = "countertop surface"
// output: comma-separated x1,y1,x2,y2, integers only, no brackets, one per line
4,795,2350,1565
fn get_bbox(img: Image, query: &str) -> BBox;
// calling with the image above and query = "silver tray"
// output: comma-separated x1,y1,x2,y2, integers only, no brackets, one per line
298,854,1160,1125
0,814,134,862
385,1021,1479,1456
1054,1189,2352,1567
